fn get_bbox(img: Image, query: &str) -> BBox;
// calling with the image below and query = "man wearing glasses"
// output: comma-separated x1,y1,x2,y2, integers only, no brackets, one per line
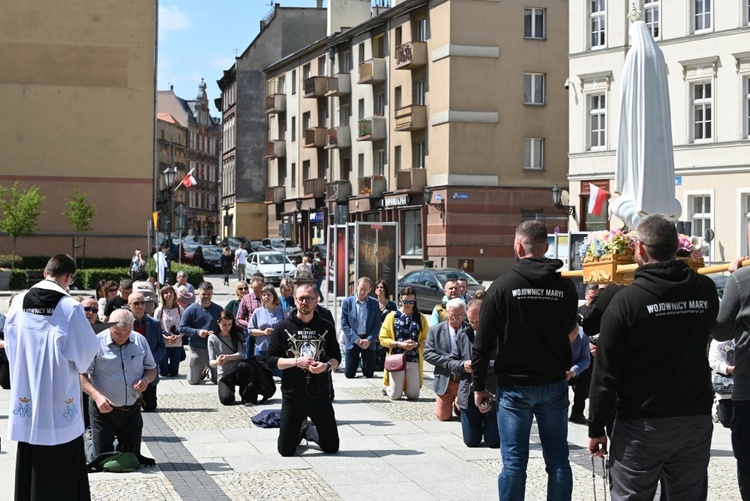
425,297,468,421
128,292,165,411
266,283,341,456
5,254,99,500
80,297,102,326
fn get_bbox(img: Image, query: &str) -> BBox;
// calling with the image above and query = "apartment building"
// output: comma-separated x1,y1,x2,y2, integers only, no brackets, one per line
217,5,327,241
156,114,188,238
568,1,750,261
265,0,570,278
0,1,156,258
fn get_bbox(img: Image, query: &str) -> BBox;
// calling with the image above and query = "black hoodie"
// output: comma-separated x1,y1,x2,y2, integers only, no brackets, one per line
588,260,718,438
266,310,340,398
472,257,578,390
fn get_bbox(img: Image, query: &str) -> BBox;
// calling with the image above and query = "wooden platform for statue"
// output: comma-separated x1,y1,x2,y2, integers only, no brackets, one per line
582,254,636,285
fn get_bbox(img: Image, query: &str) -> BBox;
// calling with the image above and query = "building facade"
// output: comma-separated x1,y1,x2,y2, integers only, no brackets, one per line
156,114,188,239
568,0,750,262
0,1,156,258
264,0,570,278
157,81,221,239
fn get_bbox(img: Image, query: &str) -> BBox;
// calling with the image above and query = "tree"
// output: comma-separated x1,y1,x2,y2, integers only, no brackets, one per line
62,190,97,261
0,182,45,268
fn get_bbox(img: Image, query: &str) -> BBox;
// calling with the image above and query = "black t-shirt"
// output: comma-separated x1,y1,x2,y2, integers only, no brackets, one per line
103,295,127,317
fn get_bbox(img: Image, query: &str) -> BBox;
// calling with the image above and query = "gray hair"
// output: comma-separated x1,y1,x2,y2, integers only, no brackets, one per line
177,270,189,279
636,214,678,262
110,309,134,328
446,297,466,311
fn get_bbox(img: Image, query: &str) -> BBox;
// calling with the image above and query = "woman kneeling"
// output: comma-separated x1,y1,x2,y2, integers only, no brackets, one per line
208,310,248,405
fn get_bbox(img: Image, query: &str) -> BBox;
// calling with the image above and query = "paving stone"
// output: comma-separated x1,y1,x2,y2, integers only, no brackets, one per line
343,385,439,422
214,470,342,501
158,393,258,432
91,477,181,500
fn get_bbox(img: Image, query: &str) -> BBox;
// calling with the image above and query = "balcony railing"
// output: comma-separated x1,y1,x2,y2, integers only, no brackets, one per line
303,178,327,198
325,126,351,149
357,58,386,84
358,176,387,197
265,186,285,204
303,127,327,148
303,76,327,98
265,94,286,114
326,180,352,202
326,73,351,96
394,41,427,70
264,140,286,159
394,104,427,131
396,168,427,191
357,116,387,141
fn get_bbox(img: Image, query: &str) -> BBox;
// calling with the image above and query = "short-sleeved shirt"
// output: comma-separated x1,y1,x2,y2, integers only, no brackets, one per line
236,248,248,265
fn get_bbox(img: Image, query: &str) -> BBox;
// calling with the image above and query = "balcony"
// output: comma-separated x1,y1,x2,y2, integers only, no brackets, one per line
357,58,386,84
325,126,351,149
265,94,286,114
326,180,352,202
303,178,327,198
358,176,387,197
394,105,427,131
394,41,427,70
396,168,427,191
303,127,327,148
326,73,351,96
303,76,327,98
264,140,286,159
265,186,285,204
357,116,387,141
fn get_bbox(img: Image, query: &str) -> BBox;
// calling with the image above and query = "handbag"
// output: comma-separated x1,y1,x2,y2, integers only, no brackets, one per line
384,352,406,372
712,373,733,395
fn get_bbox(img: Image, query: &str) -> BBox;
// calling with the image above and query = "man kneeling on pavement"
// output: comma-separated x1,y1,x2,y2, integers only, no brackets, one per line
80,309,156,460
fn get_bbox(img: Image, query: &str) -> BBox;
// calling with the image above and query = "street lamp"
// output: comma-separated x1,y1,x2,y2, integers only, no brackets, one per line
551,184,576,218
163,166,178,285
422,185,445,219
295,198,303,211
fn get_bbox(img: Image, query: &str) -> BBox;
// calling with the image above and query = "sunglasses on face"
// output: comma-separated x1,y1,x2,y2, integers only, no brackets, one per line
108,288,118,292
83,307,99,314
402,299,416,305
129,301,145,306
237,287,248,291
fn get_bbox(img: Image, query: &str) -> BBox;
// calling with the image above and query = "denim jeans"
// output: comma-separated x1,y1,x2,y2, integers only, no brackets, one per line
160,346,182,377
496,379,572,501
344,345,375,379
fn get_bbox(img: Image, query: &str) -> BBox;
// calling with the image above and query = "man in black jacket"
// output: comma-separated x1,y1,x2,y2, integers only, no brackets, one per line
472,220,578,500
588,214,719,500
266,283,341,456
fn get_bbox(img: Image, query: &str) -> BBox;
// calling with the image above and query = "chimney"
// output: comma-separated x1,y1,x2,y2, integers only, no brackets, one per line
316,0,323,7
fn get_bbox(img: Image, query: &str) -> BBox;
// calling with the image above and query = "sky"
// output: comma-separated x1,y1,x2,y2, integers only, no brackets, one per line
158,0,318,113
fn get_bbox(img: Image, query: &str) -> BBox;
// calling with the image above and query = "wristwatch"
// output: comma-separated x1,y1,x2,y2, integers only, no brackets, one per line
325,362,332,372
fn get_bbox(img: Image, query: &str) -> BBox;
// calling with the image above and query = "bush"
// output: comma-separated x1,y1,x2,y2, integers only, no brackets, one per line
0,254,23,269
8,256,131,270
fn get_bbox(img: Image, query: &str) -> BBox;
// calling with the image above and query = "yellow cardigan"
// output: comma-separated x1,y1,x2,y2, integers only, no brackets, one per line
378,310,429,387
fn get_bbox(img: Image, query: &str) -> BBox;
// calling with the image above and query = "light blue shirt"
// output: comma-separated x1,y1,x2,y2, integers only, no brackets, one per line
249,306,286,352
356,299,367,335
86,330,156,407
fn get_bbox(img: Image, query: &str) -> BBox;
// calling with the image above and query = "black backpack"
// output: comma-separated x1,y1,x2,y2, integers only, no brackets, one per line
241,356,276,404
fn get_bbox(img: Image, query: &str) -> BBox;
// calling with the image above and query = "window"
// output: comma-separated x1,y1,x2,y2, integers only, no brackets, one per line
292,70,297,94
376,150,386,177
340,51,351,73
395,86,402,109
691,82,712,142
303,63,311,79
358,43,365,63
291,116,296,141
590,0,606,49
404,210,422,256
318,56,326,76
339,105,351,127
688,194,712,257
376,92,386,115
358,99,365,119
303,160,311,180
318,152,327,178
277,75,286,93
415,18,428,42
278,160,287,185
643,0,660,39
524,8,545,39
302,112,311,131
395,27,402,47
291,163,296,188
373,35,386,58
358,153,365,179
589,93,606,150
742,193,750,256
694,0,711,33
524,73,545,105
745,77,750,139
523,138,544,169
394,145,401,171
416,79,426,105
414,142,426,168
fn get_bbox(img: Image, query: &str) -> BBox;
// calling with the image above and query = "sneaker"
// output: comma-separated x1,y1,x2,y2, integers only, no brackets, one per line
201,367,210,380
569,413,588,425
381,387,388,396
299,419,319,445
273,376,282,384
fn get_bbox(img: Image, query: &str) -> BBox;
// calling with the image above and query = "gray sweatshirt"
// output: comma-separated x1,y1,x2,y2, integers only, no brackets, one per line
207,334,244,379
712,266,750,401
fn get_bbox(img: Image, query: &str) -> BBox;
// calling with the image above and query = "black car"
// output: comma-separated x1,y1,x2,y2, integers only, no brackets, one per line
397,268,483,313
197,245,224,274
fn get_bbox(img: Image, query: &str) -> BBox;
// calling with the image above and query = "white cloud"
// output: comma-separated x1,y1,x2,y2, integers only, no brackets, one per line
159,5,193,32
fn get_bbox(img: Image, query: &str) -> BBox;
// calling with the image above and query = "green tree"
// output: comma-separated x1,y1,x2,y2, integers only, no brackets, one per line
0,182,45,268
62,190,97,261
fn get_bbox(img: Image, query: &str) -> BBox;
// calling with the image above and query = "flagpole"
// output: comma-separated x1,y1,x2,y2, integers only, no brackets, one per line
174,167,195,191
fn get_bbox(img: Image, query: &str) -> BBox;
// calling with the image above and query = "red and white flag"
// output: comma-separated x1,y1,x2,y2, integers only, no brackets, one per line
587,183,608,216
181,169,197,189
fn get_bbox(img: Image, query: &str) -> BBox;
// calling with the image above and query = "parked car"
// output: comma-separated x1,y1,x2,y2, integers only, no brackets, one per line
227,236,247,250
397,268,483,313
198,245,225,274
246,251,296,285
247,240,271,252
261,238,304,264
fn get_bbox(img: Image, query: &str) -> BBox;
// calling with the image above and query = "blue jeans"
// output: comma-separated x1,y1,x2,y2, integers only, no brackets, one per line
160,347,183,377
344,344,375,379
461,397,500,448
496,379,572,501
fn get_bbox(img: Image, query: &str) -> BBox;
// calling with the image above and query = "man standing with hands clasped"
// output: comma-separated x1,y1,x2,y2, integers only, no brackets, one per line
588,214,719,500
179,282,223,384
472,220,578,500
266,283,341,456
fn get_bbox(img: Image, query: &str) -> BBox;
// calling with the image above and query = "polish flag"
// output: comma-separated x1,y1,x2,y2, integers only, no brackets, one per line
587,183,608,216
182,169,197,188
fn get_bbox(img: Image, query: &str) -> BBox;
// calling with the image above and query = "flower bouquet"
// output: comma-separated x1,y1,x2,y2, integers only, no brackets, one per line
677,234,707,271
581,229,636,285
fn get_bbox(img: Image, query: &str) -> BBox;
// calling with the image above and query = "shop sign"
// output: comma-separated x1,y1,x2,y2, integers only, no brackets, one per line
452,192,469,200
310,211,323,223
383,195,411,208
